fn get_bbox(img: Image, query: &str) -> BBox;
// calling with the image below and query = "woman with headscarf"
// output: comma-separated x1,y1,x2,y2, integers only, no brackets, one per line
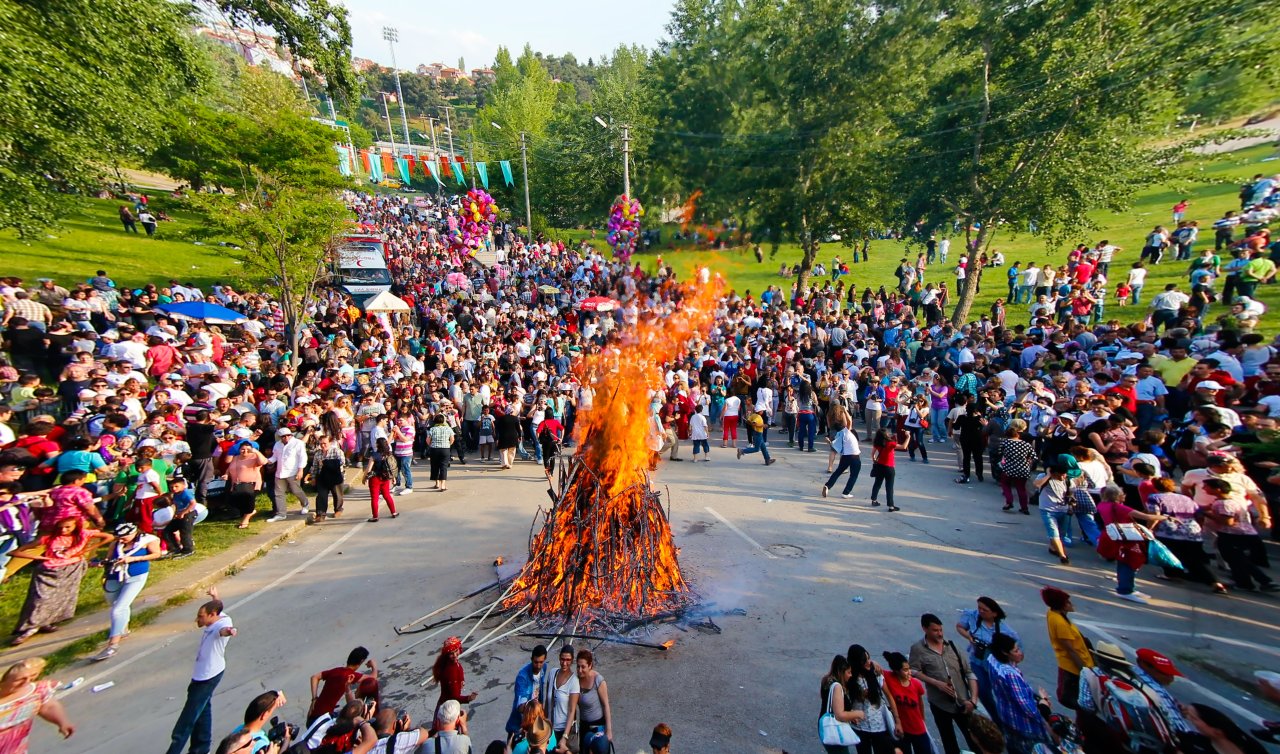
1041,586,1093,710
432,637,478,725
0,658,75,752
956,596,1019,726
10,517,113,645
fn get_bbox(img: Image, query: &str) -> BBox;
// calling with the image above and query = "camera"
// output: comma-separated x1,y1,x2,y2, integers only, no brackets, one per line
267,718,297,744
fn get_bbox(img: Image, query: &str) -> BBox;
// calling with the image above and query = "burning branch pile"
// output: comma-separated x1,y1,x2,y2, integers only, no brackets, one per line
506,274,724,628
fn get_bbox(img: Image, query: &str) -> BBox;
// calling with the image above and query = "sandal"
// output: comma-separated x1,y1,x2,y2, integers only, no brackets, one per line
390,513,399,519
237,524,250,529
10,630,36,646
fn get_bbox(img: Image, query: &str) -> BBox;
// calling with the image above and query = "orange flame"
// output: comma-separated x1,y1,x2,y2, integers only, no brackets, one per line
508,271,724,621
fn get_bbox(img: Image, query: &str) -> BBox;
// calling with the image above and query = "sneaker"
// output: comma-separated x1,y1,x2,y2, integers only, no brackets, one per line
401,488,413,494
841,493,854,499
299,508,310,517
887,505,900,512
821,486,829,498
871,500,881,507
1117,591,1149,603
1062,536,1074,548
737,448,743,460
266,515,287,523
92,646,118,662
765,458,776,466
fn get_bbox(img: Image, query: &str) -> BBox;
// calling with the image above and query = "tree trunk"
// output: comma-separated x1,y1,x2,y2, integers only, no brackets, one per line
949,224,991,324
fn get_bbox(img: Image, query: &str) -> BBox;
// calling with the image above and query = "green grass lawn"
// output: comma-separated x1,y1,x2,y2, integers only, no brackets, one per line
0,510,273,652
571,143,1280,326
0,199,241,291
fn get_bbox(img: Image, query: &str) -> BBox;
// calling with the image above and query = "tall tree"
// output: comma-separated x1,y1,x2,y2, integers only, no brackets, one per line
195,173,348,364
899,0,1277,323
0,0,205,235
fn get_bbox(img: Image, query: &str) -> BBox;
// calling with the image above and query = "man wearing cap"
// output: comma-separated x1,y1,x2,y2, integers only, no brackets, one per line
267,428,309,522
1077,642,1190,753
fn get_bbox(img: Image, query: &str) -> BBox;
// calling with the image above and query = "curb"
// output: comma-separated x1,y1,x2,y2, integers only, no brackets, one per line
2,517,310,664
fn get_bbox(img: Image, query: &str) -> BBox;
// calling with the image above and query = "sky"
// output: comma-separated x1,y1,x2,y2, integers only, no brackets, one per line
339,0,675,70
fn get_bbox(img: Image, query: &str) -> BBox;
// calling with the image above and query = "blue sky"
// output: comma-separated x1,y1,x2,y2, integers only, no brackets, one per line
339,0,675,69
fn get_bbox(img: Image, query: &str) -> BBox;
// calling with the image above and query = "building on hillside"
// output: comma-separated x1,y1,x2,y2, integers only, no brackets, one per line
353,57,379,73
196,22,296,78
470,68,495,82
418,62,445,79
439,67,468,81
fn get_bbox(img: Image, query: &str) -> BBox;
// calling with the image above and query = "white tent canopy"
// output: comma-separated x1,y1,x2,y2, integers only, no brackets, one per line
363,290,411,313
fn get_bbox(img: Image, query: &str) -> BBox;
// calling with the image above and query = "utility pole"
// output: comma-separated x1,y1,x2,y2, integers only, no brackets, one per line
326,95,356,174
520,131,532,244
382,26,411,148
428,116,442,197
468,132,477,188
621,123,631,198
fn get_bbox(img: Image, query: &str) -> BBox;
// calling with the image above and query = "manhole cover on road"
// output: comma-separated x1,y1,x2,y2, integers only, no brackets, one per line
766,544,806,558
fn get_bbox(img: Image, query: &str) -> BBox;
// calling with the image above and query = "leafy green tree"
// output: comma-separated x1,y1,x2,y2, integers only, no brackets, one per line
898,0,1276,323
195,172,348,363
0,0,205,235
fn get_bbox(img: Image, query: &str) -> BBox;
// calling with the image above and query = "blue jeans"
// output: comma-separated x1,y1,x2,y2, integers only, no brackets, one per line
741,432,772,463
1130,284,1144,305
1116,560,1137,595
166,671,223,754
1075,512,1101,545
1041,510,1071,541
797,413,817,451
394,454,413,489
692,439,709,455
929,407,948,442
104,575,148,638
825,455,862,494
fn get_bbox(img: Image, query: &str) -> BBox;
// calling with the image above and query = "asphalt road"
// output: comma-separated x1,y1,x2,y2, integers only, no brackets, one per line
33,439,1280,754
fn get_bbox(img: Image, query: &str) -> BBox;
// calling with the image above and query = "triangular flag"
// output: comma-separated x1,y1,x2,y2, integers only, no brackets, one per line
500,161,514,187
475,162,489,189
451,157,466,185
425,159,443,186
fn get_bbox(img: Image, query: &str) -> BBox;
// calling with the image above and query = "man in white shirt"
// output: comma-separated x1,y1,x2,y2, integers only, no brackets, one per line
268,428,309,521
755,384,775,433
165,589,236,754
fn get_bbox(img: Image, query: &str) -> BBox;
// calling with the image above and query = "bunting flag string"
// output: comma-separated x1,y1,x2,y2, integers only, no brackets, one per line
380,151,395,177
396,157,411,185
405,154,417,176
451,157,466,186
475,161,489,189
499,161,514,187
369,153,384,182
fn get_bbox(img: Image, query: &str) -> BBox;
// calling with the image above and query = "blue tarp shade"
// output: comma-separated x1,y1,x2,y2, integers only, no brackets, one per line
155,302,248,325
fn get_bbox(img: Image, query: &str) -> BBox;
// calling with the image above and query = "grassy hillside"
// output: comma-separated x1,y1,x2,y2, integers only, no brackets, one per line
590,143,1280,325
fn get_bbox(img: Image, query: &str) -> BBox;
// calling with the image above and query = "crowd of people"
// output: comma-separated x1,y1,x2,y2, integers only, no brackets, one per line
2,172,1280,753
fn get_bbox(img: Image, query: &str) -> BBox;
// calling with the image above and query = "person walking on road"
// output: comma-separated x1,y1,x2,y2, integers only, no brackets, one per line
428,414,456,492
869,429,901,511
736,405,775,465
822,420,862,499
363,437,399,521
267,428,309,522
165,588,235,754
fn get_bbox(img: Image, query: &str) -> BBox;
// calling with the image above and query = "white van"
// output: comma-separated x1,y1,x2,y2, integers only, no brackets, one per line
334,235,392,307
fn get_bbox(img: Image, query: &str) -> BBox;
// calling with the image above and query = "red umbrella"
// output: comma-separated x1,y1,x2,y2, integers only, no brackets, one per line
580,295,617,312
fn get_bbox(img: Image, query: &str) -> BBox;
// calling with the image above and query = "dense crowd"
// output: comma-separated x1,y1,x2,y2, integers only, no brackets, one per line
2,174,1280,753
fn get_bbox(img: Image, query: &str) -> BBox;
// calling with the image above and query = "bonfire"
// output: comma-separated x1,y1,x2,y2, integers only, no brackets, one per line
505,275,723,629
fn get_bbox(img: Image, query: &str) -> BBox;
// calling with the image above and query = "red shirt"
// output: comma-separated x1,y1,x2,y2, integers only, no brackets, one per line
883,671,928,736
873,440,898,467
309,666,364,720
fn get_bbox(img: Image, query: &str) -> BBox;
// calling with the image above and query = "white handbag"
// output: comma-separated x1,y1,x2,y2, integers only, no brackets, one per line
819,681,862,747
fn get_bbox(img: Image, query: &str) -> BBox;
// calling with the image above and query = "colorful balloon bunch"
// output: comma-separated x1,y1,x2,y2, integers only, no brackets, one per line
454,188,498,255
606,194,644,262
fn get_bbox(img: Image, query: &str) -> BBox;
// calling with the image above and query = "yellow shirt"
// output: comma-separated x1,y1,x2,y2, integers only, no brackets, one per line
1148,354,1196,388
1046,610,1094,674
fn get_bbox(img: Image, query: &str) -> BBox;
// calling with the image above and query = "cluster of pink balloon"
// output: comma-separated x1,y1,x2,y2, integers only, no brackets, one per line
452,188,498,255
606,194,644,262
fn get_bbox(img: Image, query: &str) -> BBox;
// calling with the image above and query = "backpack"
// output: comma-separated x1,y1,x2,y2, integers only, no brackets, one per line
371,454,394,480
1094,669,1175,754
